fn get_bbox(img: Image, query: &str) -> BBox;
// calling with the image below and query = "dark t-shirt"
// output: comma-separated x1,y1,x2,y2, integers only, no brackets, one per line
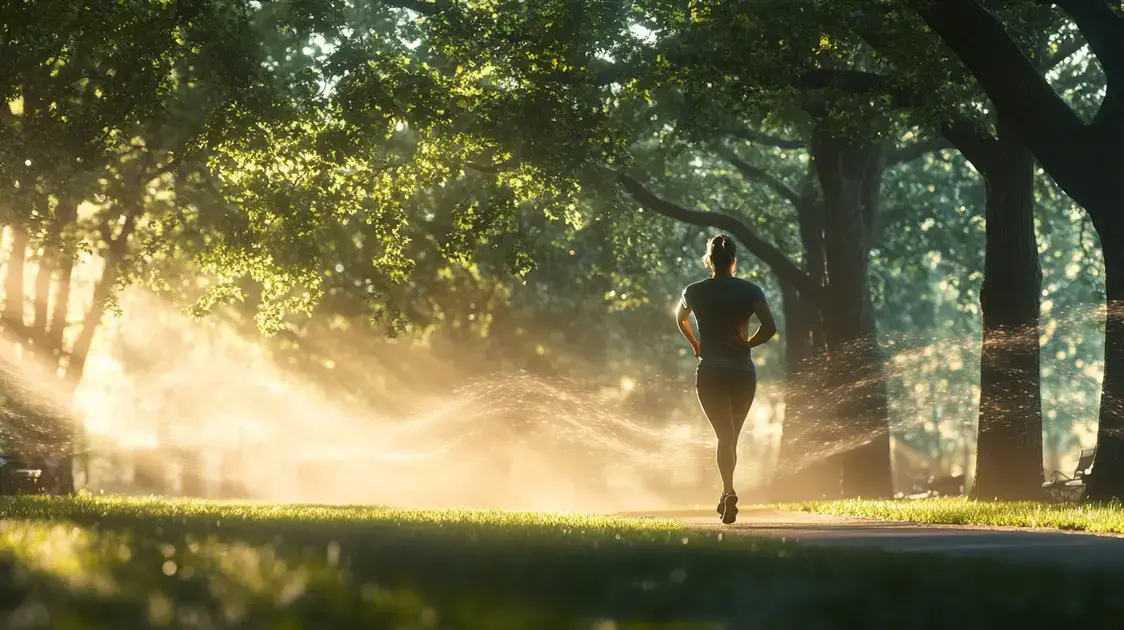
680,277,766,371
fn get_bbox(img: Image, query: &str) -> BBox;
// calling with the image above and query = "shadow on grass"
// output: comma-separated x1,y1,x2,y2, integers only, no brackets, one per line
0,498,1122,629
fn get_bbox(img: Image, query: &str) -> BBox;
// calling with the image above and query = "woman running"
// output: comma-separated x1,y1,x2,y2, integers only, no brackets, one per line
676,234,776,524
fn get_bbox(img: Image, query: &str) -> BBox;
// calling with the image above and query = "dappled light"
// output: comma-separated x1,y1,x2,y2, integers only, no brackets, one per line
4,0,1124,626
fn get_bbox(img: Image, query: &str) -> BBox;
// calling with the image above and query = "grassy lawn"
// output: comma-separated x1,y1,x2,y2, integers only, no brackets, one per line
789,497,1124,534
0,497,1121,628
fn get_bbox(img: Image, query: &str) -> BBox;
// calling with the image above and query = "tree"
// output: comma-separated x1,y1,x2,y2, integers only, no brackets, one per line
789,5,1083,498
343,0,1045,499
908,0,1124,500
0,0,346,489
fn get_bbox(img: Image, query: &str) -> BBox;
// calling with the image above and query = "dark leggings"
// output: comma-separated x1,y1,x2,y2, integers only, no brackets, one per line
695,368,757,492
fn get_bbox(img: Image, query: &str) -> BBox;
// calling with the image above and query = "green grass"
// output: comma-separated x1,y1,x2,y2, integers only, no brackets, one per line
0,497,1122,628
789,497,1124,533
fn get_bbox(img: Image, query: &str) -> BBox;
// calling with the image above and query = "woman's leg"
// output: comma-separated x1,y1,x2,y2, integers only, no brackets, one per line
731,369,759,445
696,369,737,494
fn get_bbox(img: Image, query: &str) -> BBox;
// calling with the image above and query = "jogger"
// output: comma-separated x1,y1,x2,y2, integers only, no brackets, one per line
676,234,776,524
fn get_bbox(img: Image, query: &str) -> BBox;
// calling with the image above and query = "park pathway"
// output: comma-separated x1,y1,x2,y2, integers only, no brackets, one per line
624,508,1124,569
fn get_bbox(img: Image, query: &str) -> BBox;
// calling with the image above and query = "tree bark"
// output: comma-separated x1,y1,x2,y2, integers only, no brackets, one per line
772,284,837,499
970,116,1045,500
811,135,893,499
771,192,837,500
1084,212,1124,502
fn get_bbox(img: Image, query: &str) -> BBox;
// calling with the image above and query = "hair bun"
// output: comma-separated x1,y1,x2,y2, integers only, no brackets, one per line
703,233,736,270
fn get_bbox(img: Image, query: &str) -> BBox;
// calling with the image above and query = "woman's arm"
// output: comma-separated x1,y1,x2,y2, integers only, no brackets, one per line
676,304,701,357
747,298,777,348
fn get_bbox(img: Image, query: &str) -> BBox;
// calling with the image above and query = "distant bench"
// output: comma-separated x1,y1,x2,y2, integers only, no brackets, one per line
1043,446,1096,501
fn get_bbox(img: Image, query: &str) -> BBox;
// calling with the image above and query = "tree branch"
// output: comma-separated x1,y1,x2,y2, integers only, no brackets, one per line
1049,0,1124,83
713,145,809,210
1048,0,1124,126
915,0,1091,200
96,220,114,246
593,61,640,86
616,172,821,300
886,136,954,166
796,68,1004,174
722,126,806,150
940,119,1002,173
465,159,517,173
861,145,888,240
796,68,898,94
378,0,452,16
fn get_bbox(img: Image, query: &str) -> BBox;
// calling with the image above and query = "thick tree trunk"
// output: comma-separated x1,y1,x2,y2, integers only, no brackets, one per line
772,284,837,499
971,118,1045,500
812,135,893,499
772,193,836,500
1084,214,1124,502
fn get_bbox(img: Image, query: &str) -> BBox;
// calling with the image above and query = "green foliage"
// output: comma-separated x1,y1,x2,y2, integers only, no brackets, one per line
0,0,1113,483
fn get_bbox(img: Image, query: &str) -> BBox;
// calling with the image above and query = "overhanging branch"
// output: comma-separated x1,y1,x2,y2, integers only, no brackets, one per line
1049,0,1124,84
713,145,810,212
915,0,1090,198
940,119,1001,173
465,159,517,173
796,68,897,94
1048,0,1124,126
722,126,806,150
617,172,821,300
886,136,954,166
378,0,452,15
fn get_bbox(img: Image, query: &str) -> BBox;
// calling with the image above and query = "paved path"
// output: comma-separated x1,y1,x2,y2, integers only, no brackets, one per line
622,508,1124,569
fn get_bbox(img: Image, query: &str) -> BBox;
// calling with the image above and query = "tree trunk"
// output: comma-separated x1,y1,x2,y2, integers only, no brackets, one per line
31,254,53,344
54,210,135,496
971,117,1045,500
65,262,117,393
3,226,28,333
772,284,837,499
812,135,893,499
772,194,836,500
33,199,76,356
48,253,75,361
1084,213,1124,502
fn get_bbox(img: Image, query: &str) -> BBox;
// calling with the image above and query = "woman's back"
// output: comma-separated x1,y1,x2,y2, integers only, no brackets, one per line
680,276,765,371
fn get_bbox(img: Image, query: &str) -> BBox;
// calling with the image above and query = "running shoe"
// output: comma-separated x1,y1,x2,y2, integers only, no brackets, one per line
716,491,730,516
721,492,739,524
